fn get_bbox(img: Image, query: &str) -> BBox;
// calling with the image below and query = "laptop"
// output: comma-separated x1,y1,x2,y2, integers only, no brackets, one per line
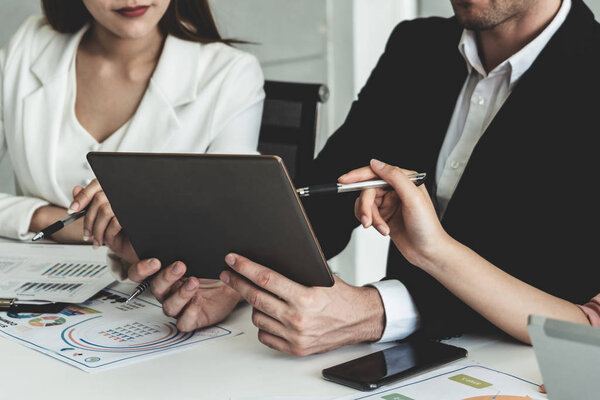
528,315,600,400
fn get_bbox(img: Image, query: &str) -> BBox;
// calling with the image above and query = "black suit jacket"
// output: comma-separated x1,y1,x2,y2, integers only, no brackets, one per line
298,0,600,339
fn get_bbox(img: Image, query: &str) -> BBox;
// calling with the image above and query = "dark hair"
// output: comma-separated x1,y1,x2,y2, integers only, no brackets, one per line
41,0,238,44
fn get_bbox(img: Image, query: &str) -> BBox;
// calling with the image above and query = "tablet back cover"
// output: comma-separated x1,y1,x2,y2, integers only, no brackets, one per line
87,153,334,287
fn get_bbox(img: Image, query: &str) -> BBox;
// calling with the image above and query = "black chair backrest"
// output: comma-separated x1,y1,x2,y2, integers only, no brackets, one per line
258,80,329,181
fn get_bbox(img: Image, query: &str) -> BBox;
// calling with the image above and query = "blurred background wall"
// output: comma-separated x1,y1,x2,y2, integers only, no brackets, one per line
2,0,599,284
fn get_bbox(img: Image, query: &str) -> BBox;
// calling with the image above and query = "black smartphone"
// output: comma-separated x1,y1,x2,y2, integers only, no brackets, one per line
322,339,467,391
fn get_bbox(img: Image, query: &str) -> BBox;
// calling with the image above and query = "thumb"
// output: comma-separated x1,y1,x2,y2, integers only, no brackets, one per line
369,159,420,205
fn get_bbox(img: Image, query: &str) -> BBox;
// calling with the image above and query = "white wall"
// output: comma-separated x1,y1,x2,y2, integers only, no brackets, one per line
0,0,41,196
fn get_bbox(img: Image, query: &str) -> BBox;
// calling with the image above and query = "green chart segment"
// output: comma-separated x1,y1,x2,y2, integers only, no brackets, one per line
381,394,415,400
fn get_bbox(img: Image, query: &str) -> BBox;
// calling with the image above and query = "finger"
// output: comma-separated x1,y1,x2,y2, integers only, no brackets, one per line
337,165,378,184
257,330,311,357
168,279,185,296
91,201,115,248
103,217,123,247
371,203,390,236
175,301,208,332
356,188,378,228
222,253,306,302
127,258,162,283
379,191,399,220
82,192,104,242
72,185,84,199
539,384,546,394
149,261,187,302
220,269,286,321
161,277,199,318
69,178,101,213
369,159,421,206
251,308,289,341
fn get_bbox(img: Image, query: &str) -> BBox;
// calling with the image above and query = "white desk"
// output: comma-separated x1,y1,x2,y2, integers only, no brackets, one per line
0,239,542,399
0,303,542,400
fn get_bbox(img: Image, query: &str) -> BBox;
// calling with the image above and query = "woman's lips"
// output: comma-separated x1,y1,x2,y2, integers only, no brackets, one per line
115,5,149,18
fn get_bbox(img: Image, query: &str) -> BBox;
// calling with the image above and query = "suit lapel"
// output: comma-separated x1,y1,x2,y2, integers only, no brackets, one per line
116,35,202,152
443,0,597,216
22,26,87,204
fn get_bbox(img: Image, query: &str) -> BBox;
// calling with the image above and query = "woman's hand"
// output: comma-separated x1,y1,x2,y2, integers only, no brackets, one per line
29,205,85,243
338,159,450,269
69,179,137,263
128,258,242,331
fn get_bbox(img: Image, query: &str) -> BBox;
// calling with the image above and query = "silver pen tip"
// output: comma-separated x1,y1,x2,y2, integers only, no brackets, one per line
32,232,43,241
125,292,138,303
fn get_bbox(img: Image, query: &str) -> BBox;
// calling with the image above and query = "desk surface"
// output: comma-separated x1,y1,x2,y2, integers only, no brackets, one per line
0,239,542,400
0,303,542,400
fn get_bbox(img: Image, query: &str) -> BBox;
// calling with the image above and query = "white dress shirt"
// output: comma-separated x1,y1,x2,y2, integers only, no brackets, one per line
370,0,571,342
0,16,265,240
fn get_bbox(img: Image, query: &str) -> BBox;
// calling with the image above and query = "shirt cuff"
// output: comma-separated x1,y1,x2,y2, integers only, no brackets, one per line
0,196,49,240
107,250,132,281
367,279,421,342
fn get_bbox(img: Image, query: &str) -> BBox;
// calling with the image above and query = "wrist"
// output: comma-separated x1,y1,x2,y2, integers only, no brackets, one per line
29,205,59,232
418,233,460,274
357,286,386,342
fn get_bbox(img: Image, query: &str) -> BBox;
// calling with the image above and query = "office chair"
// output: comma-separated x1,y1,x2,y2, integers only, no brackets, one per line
258,80,329,181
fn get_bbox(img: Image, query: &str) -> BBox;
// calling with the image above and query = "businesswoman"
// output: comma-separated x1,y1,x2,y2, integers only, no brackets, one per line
346,159,600,341
0,0,263,327
0,0,264,241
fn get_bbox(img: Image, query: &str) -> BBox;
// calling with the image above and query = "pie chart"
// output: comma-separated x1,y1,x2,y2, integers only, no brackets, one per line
29,316,66,327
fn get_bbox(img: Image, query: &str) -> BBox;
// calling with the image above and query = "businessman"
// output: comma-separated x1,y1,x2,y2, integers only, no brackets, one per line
118,0,600,355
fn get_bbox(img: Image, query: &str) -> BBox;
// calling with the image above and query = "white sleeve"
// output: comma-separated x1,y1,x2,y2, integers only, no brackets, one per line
0,46,5,170
0,18,50,240
368,279,421,342
207,53,265,155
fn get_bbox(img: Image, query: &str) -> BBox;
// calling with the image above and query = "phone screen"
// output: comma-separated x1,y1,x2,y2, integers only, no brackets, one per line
322,339,467,391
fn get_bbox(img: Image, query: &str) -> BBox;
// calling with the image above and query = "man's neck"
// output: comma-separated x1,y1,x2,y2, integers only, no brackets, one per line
477,0,562,72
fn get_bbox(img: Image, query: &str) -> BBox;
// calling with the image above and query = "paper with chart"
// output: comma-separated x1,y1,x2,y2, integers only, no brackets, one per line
0,282,240,372
0,241,115,303
335,361,546,400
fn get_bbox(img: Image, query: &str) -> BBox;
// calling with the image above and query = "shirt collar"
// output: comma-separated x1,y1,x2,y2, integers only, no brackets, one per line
458,0,571,84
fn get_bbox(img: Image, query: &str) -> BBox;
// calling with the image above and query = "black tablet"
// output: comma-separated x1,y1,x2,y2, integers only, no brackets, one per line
87,152,334,287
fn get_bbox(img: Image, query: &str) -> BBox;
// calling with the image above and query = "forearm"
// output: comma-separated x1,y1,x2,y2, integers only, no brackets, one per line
30,205,86,244
419,236,589,343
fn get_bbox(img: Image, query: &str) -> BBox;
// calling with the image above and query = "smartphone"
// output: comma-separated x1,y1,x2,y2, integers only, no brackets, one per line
322,339,467,391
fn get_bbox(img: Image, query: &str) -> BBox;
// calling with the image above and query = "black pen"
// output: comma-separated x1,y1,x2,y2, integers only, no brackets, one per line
296,172,426,198
125,275,155,303
32,205,90,241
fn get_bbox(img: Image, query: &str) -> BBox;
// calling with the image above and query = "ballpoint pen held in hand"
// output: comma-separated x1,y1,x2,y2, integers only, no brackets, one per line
296,172,426,197
32,205,90,241
125,173,427,302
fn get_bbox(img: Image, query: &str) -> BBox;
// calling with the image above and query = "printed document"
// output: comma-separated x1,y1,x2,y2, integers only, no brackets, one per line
0,241,114,303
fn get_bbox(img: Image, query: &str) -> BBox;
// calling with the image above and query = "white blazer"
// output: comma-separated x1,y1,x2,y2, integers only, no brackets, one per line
0,16,265,240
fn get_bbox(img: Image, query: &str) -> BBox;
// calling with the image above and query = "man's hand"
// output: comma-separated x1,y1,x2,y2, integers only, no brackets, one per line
128,258,242,332
220,253,385,356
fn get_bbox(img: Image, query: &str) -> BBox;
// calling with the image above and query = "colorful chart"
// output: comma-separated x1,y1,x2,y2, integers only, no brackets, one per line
41,263,107,277
60,304,101,317
61,317,196,353
29,316,66,327
7,313,42,319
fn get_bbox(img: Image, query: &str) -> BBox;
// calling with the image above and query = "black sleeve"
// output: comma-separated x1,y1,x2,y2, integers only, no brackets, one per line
296,21,417,259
